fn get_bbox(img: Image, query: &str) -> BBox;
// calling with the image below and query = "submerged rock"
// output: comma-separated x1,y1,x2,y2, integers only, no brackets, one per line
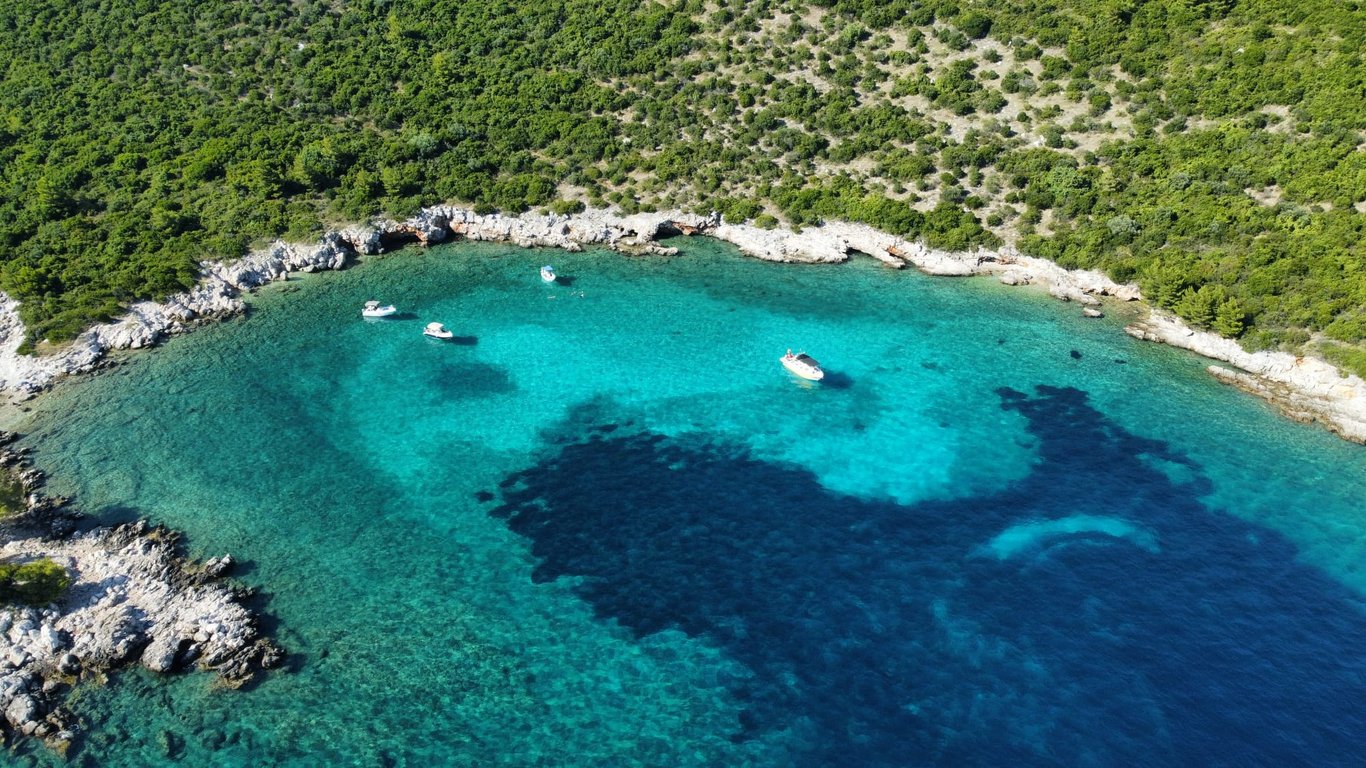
159,728,186,760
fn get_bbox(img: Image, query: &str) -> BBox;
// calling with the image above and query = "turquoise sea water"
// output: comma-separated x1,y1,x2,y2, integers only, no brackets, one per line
11,239,1366,766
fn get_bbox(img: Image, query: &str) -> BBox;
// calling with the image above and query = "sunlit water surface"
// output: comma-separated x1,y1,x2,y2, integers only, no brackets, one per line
12,239,1366,767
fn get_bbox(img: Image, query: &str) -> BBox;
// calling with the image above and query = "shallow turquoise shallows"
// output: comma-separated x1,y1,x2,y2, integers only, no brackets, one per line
14,239,1366,767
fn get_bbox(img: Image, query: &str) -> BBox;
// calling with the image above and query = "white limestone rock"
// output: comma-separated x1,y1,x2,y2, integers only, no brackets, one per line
203,554,233,578
4,693,38,729
1048,282,1101,306
37,625,65,654
1070,269,1142,301
0,519,283,747
141,635,180,674
0,673,30,699
1126,312,1366,443
340,227,382,254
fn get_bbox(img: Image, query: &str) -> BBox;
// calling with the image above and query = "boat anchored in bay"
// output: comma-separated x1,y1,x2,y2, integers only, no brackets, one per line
362,301,397,318
781,349,825,381
540,265,556,283
423,322,454,339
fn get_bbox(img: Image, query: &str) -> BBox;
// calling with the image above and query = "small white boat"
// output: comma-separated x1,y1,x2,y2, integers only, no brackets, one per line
362,301,397,318
540,265,556,283
781,350,825,381
423,322,454,339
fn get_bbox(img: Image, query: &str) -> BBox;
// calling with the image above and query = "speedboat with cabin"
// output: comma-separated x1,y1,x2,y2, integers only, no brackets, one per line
362,301,397,318
781,350,825,381
540,265,556,283
423,322,454,339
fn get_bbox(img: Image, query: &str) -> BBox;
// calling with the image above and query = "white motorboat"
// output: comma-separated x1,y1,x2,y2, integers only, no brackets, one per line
781,350,825,381
362,301,397,318
540,265,556,283
423,322,454,339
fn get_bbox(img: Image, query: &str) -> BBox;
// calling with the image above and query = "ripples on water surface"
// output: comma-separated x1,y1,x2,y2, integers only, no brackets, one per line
14,239,1366,767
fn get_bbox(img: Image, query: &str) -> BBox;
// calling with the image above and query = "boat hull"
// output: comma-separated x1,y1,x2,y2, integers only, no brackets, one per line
781,357,825,381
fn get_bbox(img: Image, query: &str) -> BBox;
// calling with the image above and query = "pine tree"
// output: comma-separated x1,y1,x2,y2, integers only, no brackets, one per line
1213,299,1247,338
1175,287,1215,327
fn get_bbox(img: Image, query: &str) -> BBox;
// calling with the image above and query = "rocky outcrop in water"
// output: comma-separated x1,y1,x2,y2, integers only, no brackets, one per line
0,205,1360,444
0,437,282,752
1126,313,1366,444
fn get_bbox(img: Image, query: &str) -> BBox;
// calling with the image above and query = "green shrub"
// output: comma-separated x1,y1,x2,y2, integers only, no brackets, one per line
0,476,24,518
549,199,587,215
957,11,993,40
718,198,764,224
1316,342,1366,381
0,559,72,606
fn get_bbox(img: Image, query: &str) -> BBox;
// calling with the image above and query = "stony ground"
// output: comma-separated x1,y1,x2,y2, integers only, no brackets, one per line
0,434,282,754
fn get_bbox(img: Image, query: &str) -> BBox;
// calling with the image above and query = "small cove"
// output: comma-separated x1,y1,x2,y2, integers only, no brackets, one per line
10,238,1366,767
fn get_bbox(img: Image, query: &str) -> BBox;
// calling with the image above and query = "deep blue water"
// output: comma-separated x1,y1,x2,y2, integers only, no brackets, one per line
494,386,1366,767
10,239,1366,766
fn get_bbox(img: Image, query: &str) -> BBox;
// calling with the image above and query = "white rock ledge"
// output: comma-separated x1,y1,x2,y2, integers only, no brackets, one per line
1126,313,1366,443
0,205,1360,444
0,514,282,749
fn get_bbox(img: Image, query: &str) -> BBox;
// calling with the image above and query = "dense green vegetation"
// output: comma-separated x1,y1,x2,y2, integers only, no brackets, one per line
0,0,1361,371
0,558,72,606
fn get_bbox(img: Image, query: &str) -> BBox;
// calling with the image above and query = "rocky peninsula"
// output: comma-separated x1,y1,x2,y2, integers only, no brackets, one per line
0,433,283,754
0,205,1361,443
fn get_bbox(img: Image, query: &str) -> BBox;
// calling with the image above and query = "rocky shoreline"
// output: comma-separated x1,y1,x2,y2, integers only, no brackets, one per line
0,205,1360,443
1125,314,1366,443
0,432,283,754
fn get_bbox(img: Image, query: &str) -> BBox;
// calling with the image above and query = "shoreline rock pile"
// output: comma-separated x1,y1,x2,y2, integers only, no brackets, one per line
0,433,283,753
